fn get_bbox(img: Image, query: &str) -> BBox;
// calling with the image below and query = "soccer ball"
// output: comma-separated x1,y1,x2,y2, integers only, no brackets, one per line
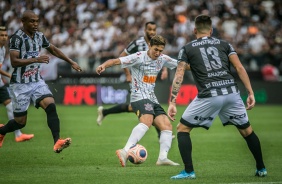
127,144,148,164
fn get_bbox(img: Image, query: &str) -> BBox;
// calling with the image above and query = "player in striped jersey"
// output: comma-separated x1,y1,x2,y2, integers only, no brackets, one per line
96,35,179,167
168,14,266,179
0,10,82,153
96,22,170,139
0,26,34,144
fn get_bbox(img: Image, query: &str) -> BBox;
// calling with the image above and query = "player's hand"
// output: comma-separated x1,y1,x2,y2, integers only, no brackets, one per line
96,65,105,75
37,55,50,64
71,62,82,72
160,68,168,80
246,94,255,110
167,103,177,121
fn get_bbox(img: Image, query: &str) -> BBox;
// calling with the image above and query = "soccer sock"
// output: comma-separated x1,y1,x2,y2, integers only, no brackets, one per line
0,119,25,135
158,130,172,160
103,104,130,116
45,103,60,144
124,123,149,152
244,131,265,170
178,132,194,173
5,102,22,137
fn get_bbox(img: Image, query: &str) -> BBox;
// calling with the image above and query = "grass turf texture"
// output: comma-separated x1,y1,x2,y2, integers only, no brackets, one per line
0,105,281,184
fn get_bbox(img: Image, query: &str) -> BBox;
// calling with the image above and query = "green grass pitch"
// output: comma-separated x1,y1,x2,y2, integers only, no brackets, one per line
0,104,281,184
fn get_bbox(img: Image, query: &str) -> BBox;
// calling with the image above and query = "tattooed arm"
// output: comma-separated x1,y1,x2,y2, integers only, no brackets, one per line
167,61,187,121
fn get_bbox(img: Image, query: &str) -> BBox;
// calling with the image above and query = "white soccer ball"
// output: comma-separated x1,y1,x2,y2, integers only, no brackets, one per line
127,144,148,164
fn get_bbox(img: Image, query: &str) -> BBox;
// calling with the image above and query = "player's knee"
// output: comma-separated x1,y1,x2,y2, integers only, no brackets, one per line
45,103,57,114
176,123,190,132
14,111,28,125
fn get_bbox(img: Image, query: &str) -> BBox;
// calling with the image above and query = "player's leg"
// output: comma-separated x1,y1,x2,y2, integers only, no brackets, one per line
170,123,196,179
239,126,267,177
154,113,179,166
4,99,34,142
171,96,219,179
219,93,266,177
116,100,152,167
97,103,131,125
0,85,30,147
35,81,71,153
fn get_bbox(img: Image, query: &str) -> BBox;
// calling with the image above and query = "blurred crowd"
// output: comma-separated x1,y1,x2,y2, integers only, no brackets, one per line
1,0,282,79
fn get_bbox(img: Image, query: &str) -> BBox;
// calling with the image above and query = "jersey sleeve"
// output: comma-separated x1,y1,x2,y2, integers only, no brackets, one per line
227,42,237,57
177,46,189,63
124,40,138,55
119,52,141,68
9,35,22,51
41,34,50,48
163,55,178,69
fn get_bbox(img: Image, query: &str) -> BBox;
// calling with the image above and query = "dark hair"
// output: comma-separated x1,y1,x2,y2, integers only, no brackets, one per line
195,14,212,32
0,26,7,31
150,35,166,46
145,21,156,28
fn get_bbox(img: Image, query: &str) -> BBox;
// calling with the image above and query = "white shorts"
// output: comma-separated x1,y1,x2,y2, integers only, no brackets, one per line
9,80,53,113
180,93,249,129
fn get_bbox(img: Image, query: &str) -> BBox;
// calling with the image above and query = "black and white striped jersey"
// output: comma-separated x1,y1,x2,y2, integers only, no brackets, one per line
0,46,6,87
178,36,239,98
9,29,50,84
124,36,149,55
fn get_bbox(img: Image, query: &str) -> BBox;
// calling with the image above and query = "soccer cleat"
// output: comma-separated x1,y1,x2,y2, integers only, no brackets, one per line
170,170,196,179
156,158,180,166
97,106,104,126
116,149,128,167
255,168,267,177
0,124,4,148
15,133,34,142
53,138,71,153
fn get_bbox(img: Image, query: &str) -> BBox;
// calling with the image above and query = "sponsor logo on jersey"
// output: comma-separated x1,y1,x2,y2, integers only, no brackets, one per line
22,68,39,78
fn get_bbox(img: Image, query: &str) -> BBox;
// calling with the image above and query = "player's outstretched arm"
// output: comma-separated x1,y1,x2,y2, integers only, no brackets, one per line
168,61,187,121
46,44,82,72
229,54,255,110
96,58,121,75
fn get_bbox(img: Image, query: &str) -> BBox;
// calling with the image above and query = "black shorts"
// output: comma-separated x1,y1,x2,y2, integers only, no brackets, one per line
0,86,11,104
131,99,167,119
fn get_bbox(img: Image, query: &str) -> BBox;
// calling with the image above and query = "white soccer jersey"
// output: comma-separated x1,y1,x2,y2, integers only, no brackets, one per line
0,46,6,87
119,51,178,104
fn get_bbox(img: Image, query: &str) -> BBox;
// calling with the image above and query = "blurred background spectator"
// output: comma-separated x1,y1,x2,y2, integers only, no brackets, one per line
0,0,281,81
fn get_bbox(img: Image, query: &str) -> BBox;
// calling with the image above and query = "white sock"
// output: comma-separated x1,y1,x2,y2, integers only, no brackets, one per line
123,123,149,152
6,102,22,137
158,130,172,160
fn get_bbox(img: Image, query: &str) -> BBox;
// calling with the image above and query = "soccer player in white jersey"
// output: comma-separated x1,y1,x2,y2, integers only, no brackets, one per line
0,26,34,144
0,10,82,153
96,35,179,167
96,22,170,139
168,14,266,179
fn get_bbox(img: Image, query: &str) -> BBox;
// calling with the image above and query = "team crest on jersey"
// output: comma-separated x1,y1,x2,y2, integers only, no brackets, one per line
144,103,153,111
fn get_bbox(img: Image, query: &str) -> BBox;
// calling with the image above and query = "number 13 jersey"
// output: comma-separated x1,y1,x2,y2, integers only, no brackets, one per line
178,36,239,98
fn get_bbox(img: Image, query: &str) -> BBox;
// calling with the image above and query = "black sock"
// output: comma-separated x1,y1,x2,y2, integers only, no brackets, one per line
156,127,161,139
0,119,25,135
244,131,265,170
177,132,194,173
45,103,60,144
103,104,130,116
